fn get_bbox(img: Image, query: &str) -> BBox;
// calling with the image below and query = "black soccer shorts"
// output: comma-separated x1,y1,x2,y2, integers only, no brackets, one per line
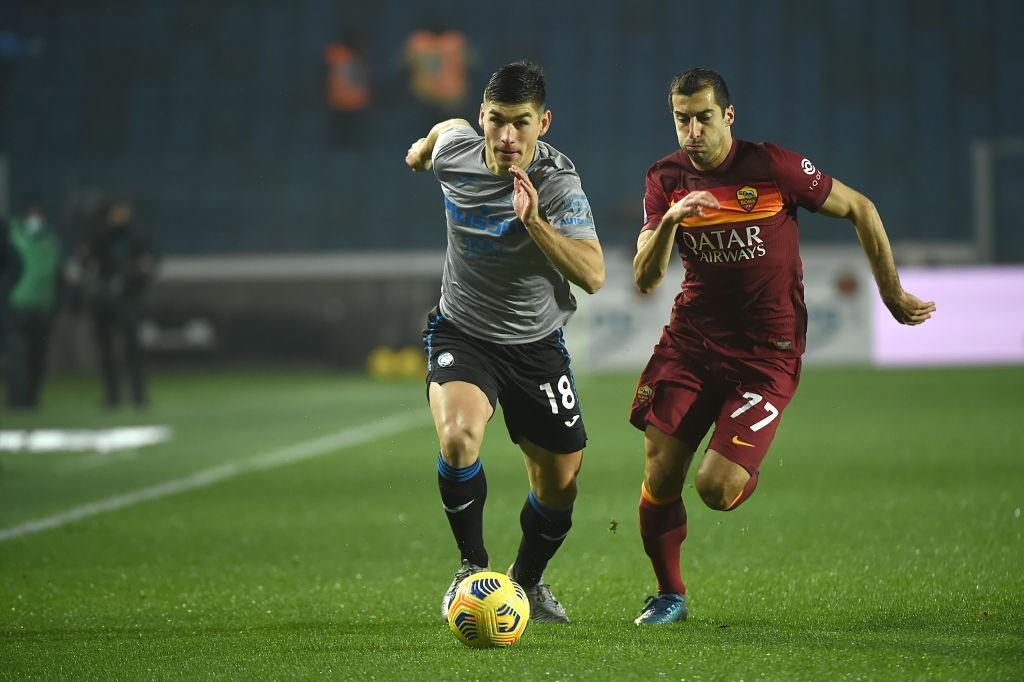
422,307,587,454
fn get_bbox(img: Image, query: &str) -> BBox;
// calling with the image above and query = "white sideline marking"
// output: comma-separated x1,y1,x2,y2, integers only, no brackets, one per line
0,411,426,542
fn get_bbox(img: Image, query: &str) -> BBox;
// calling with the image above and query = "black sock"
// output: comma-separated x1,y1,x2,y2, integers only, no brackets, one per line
437,452,488,568
512,491,573,588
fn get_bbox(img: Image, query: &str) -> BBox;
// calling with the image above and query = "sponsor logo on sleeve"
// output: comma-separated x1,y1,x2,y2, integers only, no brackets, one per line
802,158,823,192
555,193,594,227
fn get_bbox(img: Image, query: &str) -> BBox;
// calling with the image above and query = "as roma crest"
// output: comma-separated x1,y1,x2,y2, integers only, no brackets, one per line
736,185,758,212
635,384,653,403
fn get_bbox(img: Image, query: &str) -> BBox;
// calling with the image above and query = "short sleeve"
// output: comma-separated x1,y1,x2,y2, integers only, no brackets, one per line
538,170,597,240
760,143,833,212
431,124,478,175
641,165,669,232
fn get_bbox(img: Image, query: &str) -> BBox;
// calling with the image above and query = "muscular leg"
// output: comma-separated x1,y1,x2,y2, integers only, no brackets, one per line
519,438,581,510
695,449,757,511
696,357,799,511
644,425,695,500
430,380,492,467
511,438,582,588
639,425,694,596
430,381,493,567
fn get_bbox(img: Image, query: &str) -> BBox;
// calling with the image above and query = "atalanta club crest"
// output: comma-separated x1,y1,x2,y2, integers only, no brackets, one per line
736,186,758,212
635,384,653,403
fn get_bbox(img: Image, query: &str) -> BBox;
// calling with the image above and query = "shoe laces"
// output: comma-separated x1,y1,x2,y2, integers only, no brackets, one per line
453,560,485,582
641,594,678,615
530,582,559,605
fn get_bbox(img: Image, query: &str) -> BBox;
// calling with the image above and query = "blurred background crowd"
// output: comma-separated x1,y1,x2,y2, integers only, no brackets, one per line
1,0,1022,411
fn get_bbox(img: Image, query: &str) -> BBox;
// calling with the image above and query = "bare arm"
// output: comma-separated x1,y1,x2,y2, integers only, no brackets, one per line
404,118,473,172
509,165,605,294
633,191,719,293
819,178,936,325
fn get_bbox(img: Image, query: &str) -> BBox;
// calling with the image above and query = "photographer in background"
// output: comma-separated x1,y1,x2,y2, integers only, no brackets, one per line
74,199,157,409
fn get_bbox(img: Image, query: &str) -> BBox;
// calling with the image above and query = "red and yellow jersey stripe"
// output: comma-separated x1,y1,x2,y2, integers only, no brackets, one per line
670,182,783,228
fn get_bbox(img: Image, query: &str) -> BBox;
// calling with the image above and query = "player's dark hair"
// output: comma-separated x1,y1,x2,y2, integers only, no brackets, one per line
483,60,546,109
669,68,731,114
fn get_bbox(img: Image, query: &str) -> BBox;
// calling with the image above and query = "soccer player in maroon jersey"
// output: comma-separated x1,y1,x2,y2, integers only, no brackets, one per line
630,68,936,625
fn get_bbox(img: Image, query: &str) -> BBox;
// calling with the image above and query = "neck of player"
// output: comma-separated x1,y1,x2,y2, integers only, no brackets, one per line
691,137,734,172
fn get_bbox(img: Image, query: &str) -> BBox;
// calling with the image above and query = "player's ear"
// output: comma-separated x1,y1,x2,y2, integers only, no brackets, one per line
478,102,486,128
723,104,735,127
538,108,552,136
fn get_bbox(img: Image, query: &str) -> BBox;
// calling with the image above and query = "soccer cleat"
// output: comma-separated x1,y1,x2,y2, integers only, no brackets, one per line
634,593,687,625
508,564,570,623
440,559,488,620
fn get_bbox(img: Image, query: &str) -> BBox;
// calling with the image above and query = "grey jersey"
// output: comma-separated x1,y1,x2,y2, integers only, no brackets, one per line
431,124,598,344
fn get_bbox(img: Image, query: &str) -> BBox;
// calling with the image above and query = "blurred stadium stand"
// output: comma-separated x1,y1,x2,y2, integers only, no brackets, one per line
3,0,1023,254
1,0,1022,370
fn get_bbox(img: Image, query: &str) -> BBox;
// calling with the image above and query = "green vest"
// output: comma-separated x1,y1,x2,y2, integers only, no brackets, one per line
9,220,61,311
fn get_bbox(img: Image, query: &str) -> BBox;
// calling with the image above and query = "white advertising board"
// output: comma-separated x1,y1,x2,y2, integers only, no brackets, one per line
873,266,1024,366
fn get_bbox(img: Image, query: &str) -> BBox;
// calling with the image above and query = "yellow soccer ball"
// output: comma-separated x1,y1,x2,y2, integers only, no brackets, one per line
446,571,530,648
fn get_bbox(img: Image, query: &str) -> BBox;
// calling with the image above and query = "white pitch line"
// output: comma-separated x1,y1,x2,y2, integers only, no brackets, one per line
0,411,427,542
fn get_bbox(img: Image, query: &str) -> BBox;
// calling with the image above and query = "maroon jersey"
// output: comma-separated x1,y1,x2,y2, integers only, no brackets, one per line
642,139,833,358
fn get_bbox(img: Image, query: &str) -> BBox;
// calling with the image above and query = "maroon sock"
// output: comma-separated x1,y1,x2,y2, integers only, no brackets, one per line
638,483,688,595
725,470,760,510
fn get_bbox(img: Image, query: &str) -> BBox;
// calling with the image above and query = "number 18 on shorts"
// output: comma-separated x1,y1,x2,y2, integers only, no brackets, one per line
424,310,587,454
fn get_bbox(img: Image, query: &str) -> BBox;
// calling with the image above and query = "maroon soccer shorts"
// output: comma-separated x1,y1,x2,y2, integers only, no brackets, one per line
629,327,801,473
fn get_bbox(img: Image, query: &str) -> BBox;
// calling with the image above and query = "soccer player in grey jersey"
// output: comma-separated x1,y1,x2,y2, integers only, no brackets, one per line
406,61,604,623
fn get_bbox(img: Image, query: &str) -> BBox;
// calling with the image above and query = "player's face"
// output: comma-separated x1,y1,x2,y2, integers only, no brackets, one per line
479,100,551,175
672,88,735,170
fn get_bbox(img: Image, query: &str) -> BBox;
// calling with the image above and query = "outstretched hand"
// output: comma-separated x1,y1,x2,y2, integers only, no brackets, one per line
405,138,432,172
663,190,720,225
510,166,540,226
884,290,936,325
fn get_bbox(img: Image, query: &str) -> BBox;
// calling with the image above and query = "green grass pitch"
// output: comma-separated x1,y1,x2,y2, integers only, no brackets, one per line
2,367,1023,679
